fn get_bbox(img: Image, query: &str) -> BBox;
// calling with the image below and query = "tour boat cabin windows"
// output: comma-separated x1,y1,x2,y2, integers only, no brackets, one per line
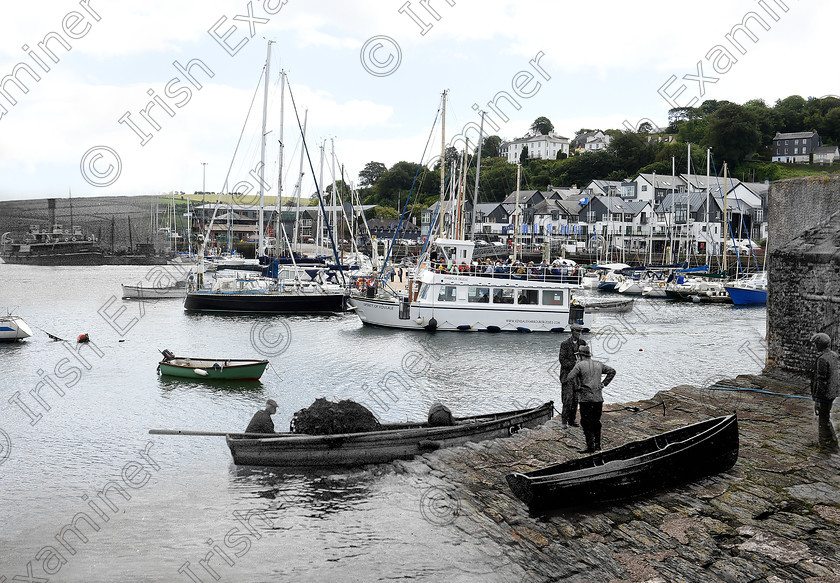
437,285,457,302
419,284,430,300
517,289,539,304
468,286,490,303
492,288,514,304
542,290,565,305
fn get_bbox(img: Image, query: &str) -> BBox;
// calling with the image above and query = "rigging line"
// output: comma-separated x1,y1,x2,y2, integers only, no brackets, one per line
285,80,344,279
205,66,266,239
380,96,444,277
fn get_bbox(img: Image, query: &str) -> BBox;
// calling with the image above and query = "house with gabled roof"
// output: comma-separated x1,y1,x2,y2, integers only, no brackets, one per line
499,132,570,162
772,130,822,163
813,145,840,165
572,130,612,153
501,189,545,208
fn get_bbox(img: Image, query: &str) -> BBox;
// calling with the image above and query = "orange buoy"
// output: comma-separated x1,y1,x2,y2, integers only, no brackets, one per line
77,333,90,343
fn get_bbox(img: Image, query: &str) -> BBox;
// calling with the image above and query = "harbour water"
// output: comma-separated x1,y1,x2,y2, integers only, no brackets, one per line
0,264,767,582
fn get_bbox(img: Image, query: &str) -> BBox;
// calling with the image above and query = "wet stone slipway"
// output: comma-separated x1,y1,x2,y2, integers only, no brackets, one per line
387,372,840,583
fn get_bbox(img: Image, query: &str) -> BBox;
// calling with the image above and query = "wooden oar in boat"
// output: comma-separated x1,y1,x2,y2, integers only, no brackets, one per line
149,429,292,437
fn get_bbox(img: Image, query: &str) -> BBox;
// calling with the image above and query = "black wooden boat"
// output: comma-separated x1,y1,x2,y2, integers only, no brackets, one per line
506,414,738,510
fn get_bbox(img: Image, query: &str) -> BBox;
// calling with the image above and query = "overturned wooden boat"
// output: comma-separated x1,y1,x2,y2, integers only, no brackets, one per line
157,349,268,380
226,401,554,467
506,414,738,510
577,297,634,313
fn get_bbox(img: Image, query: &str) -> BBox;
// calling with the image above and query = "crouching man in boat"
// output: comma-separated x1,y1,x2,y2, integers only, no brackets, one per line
245,399,279,434
558,324,587,428
566,345,615,453
810,333,839,452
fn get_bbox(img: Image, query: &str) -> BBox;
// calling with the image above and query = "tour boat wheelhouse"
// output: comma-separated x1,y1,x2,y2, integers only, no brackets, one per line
348,239,592,333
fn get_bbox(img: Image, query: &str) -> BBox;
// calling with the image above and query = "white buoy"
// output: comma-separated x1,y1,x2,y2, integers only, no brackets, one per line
194,369,209,376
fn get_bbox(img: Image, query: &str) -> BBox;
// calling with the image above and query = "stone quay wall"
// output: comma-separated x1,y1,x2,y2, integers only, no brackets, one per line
767,175,840,374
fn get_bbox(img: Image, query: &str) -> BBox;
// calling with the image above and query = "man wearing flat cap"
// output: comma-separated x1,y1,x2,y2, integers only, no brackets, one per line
558,323,587,428
810,333,839,451
245,399,279,434
566,345,616,453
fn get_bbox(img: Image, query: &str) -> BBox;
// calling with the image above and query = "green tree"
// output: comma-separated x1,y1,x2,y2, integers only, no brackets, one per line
358,161,387,187
774,95,807,133
519,146,529,164
705,104,762,163
530,116,554,136
481,135,502,158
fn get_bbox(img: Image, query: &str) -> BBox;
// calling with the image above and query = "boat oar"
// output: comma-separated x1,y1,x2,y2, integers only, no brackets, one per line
149,429,289,437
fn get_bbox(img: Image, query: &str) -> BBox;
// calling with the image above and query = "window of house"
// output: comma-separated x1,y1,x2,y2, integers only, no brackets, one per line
794,148,798,154
542,290,564,305
437,286,457,302
468,287,490,303
641,185,648,191
492,288,514,304
803,147,807,154
517,289,539,305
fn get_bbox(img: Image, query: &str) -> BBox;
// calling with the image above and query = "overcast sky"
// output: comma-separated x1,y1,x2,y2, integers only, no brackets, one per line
0,0,834,201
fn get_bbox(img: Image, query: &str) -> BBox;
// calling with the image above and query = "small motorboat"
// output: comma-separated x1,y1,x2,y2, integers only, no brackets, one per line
226,401,554,467
122,280,186,299
0,314,33,342
157,349,268,380
506,415,738,510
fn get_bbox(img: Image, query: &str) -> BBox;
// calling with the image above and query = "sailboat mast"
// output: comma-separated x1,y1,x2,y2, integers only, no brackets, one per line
275,69,285,257
685,142,691,265
437,91,447,242
293,110,307,254
670,157,675,263
257,41,272,258
723,162,729,277
705,147,711,267
471,111,485,241
317,141,325,254
514,163,521,262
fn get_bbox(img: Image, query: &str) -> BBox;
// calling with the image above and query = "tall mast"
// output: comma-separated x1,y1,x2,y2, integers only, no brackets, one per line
257,41,273,258
456,139,468,239
331,138,337,252
471,111,485,241
685,142,691,265
317,141,325,254
293,109,307,254
705,147,710,267
670,157,675,263
437,91,447,241
275,69,285,257
514,163,521,262
722,162,729,277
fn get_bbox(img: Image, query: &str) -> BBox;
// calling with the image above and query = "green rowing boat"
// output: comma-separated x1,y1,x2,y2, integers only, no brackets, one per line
158,354,269,380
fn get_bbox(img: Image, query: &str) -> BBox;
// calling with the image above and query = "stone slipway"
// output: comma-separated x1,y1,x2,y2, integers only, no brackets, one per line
391,372,840,582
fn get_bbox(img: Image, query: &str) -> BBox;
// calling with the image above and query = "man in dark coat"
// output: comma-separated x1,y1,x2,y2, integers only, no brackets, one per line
558,324,587,428
245,399,278,433
566,345,616,453
811,333,839,451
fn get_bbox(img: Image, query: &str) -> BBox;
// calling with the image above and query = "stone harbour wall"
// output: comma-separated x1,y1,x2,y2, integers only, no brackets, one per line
768,175,840,254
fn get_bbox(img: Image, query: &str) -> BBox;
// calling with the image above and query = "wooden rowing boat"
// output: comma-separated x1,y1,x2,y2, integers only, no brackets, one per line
226,401,554,467
506,414,738,510
158,355,269,380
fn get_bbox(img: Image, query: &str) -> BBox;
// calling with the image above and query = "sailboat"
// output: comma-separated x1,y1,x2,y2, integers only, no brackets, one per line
184,44,346,314
347,92,592,332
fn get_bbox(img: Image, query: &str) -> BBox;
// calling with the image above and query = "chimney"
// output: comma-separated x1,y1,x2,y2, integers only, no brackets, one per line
48,198,56,227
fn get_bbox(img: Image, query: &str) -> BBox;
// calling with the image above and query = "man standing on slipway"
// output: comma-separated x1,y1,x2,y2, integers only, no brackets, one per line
558,324,587,428
566,345,616,453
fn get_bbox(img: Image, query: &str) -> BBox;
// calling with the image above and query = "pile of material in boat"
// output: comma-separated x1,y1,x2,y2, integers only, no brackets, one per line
226,401,554,467
506,414,738,511
157,349,268,380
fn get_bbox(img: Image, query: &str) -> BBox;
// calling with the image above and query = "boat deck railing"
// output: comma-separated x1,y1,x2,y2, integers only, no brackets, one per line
427,261,582,284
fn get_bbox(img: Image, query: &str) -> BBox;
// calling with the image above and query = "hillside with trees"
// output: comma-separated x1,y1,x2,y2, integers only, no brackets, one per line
355,95,840,219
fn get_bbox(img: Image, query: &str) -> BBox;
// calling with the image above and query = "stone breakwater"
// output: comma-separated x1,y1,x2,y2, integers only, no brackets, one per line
388,372,840,583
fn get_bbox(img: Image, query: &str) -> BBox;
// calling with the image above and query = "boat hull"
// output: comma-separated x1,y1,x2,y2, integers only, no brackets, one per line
724,286,767,306
0,316,33,341
158,358,268,380
122,284,185,299
226,402,554,467
348,296,592,332
184,291,346,313
506,414,738,510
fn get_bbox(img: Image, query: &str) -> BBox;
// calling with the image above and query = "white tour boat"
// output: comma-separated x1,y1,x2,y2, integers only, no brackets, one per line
348,239,592,333
0,314,33,342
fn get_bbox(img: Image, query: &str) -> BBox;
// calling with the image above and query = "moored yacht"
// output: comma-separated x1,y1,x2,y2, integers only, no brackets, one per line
0,314,33,342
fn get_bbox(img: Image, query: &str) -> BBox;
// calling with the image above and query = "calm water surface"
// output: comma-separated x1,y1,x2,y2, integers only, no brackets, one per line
0,265,766,582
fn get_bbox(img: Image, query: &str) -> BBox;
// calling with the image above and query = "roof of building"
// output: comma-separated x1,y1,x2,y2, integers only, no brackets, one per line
682,173,742,191
635,173,687,190
814,145,840,154
502,189,544,205
773,131,819,140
